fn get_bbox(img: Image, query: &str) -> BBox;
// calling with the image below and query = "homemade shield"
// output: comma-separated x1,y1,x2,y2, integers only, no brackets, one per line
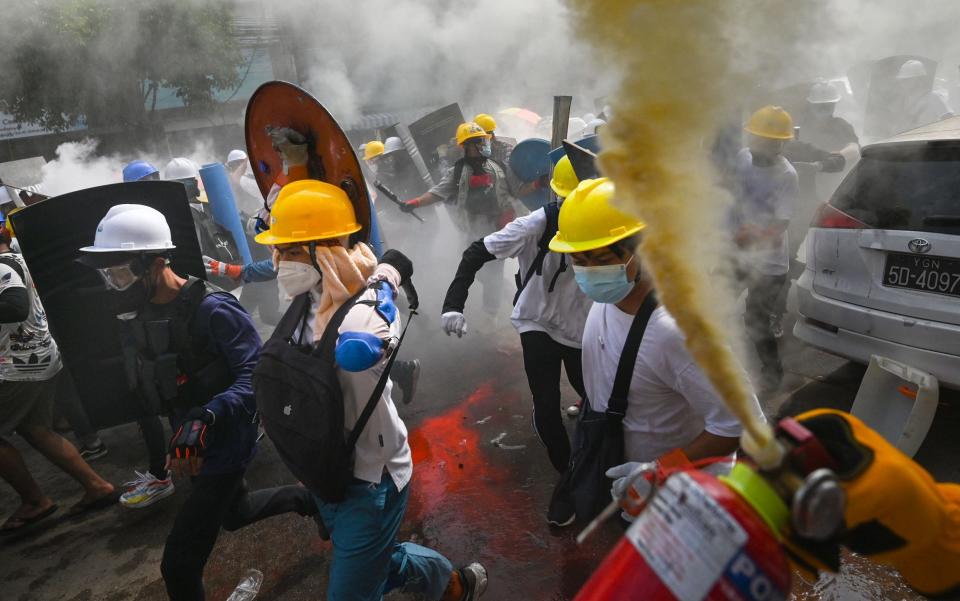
408,103,466,183
199,162,253,265
9,181,204,428
245,81,372,244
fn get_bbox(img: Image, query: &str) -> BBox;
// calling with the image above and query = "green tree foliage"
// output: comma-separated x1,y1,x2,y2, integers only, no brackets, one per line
0,0,242,131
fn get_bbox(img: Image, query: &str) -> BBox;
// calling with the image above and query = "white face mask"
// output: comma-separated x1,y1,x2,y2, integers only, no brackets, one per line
277,260,320,298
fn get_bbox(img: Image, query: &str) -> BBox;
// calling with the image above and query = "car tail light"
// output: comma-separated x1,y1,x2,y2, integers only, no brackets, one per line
811,203,869,229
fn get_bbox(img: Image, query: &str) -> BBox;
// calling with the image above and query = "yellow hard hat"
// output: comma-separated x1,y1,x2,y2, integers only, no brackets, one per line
254,179,361,246
3,207,20,238
363,140,385,161
549,178,645,253
744,105,794,140
550,155,579,199
473,113,497,133
456,122,490,146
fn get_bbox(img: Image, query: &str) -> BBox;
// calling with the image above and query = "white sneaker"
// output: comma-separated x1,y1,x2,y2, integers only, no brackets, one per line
459,563,488,600
120,470,175,509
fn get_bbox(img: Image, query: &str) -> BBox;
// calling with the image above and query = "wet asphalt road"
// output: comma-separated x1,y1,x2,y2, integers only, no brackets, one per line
1,296,957,600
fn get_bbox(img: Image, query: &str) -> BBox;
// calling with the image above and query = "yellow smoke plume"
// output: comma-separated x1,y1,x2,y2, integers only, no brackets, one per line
567,0,824,456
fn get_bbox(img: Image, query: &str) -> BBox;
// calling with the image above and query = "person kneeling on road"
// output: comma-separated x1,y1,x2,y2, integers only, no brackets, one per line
547,178,762,526
253,179,487,601
79,204,318,601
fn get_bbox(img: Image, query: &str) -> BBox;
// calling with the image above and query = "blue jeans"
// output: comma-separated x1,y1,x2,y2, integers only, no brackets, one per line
315,473,454,601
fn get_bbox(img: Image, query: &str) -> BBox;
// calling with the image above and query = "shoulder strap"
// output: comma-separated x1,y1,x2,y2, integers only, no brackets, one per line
606,293,658,418
512,203,561,306
0,254,25,281
314,289,366,356
346,296,417,452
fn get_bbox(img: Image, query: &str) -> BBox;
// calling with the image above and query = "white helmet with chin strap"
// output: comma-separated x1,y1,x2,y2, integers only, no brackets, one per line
163,157,200,181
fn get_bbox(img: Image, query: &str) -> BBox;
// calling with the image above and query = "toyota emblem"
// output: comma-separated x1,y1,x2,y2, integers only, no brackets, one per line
908,238,931,254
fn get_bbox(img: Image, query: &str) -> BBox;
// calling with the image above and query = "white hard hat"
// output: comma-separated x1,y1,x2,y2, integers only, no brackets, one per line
567,117,587,138
226,149,247,164
807,81,842,104
896,59,927,80
80,204,175,253
163,157,199,180
579,118,607,138
383,137,405,155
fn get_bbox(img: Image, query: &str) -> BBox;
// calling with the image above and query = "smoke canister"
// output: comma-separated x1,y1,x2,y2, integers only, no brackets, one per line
574,464,791,601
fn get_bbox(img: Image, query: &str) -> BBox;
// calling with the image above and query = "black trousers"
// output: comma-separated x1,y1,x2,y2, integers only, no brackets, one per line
160,471,316,601
735,269,788,377
520,331,586,473
139,415,168,479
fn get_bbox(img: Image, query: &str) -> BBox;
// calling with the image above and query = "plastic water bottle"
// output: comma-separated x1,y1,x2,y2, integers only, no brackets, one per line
226,569,263,601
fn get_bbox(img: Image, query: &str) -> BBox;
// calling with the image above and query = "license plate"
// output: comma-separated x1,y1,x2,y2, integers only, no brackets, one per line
884,252,960,297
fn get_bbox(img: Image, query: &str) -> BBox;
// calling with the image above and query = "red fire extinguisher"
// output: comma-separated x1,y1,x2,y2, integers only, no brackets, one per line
574,464,791,601
574,418,845,601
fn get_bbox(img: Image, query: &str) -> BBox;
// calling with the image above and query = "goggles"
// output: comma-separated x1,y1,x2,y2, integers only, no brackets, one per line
97,260,142,291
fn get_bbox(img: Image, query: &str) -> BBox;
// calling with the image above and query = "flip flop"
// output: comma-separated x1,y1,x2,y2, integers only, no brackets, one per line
0,503,59,535
66,490,121,518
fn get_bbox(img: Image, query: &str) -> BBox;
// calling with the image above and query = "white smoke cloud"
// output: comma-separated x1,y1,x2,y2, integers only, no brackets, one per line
274,0,614,129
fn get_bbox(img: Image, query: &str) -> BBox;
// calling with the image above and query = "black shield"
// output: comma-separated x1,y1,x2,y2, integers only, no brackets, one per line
9,181,205,428
408,103,466,183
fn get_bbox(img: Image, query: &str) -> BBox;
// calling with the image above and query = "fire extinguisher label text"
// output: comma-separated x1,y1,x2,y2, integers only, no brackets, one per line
627,472,747,601
725,552,786,601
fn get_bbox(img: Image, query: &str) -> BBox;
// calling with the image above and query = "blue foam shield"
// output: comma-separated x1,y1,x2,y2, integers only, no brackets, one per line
508,138,551,182
199,162,253,265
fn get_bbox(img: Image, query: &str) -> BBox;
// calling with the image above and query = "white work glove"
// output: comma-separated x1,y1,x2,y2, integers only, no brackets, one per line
605,462,656,523
441,311,467,338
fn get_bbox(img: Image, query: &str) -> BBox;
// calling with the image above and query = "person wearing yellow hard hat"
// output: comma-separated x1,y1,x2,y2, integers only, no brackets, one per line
731,105,800,394
402,121,524,314
473,112,517,166
546,178,749,527
439,152,591,477
253,179,489,601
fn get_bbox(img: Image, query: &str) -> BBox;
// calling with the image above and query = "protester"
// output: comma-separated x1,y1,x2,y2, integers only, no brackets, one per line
402,121,528,315
79,204,318,601
0,226,118,533
254,179,487,600
546,178,752,526
730,105,799,392
441,155,590,473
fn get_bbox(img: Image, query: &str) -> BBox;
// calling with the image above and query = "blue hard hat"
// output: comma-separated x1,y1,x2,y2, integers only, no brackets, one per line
122,160,160,183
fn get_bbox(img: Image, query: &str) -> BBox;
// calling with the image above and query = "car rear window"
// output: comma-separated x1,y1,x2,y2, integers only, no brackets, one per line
831,145,960,235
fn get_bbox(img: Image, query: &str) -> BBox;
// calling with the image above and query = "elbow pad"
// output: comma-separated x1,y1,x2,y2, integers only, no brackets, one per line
335,331,387,372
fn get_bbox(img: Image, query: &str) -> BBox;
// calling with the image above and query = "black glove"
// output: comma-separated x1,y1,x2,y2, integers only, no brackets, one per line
169,407,214,460
380,249,418,311
399,200,418,214
379,249,414,285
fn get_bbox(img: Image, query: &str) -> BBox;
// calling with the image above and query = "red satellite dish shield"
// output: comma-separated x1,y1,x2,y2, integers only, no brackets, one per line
244,80,371,242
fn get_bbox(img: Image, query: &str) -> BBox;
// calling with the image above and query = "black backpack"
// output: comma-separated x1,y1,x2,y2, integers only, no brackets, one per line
513,202,566,305
253,286,411,503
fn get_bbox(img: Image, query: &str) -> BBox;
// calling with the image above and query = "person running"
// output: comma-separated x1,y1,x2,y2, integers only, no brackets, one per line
0,229,117,533
78,204,319,601
440,155,590,474
254,179,488,600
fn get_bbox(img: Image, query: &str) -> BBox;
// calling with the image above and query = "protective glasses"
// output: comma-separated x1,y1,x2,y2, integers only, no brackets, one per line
97,260,142,291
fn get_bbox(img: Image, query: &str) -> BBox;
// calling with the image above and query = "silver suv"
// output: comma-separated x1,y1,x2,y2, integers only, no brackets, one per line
794,116,960,388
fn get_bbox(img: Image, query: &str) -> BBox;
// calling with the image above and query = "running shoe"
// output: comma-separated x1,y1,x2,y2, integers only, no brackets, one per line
79,441,108,461
459,562,489,600
120,470,175,509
